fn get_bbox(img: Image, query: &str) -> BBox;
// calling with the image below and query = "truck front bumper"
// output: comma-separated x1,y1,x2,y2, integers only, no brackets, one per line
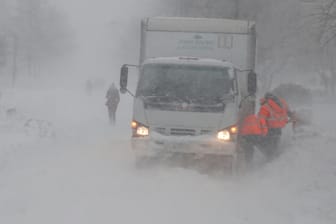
132,134,237,158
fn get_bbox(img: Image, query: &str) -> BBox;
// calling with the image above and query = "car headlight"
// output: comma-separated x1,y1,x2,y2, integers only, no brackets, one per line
217,130,231,141
131,120,149,137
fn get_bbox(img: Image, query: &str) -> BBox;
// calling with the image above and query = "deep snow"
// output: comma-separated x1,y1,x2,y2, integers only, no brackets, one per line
0,84,336,224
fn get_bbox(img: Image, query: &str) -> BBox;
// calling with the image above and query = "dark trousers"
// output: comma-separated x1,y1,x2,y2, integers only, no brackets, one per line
108,107,117,125
258,128,282,160
240,128,282,163
239,135,262,164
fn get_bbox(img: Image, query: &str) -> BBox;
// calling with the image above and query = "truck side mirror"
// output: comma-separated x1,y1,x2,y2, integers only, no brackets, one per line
120,65,128,94
247,71,257,95
232,72,238,95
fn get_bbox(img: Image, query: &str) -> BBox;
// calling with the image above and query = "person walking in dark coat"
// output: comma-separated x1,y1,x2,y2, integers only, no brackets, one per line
105,83,120,125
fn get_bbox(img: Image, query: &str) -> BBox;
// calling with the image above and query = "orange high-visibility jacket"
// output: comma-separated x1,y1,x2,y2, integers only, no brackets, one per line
240,114,268,136
258,98,288,129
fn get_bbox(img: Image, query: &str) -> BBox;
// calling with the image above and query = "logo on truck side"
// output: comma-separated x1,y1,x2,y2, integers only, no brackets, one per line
177,34,215,50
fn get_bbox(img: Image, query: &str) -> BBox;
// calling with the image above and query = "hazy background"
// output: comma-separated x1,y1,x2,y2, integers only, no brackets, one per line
2,0,334,91
1,1,336,224
53,0,175,85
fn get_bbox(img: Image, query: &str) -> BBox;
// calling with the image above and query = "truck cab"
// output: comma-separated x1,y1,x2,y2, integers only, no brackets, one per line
129,57,240,158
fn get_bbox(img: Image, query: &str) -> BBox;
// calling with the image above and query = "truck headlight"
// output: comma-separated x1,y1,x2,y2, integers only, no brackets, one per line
217,130,231,141
229,126,238,134
131,120,149,137
136,126,149,136
217,125,238,141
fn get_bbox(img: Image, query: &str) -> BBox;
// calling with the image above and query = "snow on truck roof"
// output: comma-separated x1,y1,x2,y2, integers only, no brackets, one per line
144,17,255,34
143,57,235,68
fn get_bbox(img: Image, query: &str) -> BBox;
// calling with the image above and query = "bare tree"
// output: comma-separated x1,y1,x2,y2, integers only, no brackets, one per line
0,0,10,74
314,0,336,45
12,0,73,77
176,0,237,18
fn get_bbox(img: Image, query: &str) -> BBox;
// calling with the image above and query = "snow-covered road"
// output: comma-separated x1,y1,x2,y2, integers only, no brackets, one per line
1,87,336,224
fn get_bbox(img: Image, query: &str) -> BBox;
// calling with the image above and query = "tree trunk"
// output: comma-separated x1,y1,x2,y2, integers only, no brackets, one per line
12,35,18,88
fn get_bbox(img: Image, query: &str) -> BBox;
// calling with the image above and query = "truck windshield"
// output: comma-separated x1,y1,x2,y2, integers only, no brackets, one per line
137,64,233,104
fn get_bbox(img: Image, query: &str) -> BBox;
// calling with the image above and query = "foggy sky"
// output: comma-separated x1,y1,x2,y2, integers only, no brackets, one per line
50,0,171,82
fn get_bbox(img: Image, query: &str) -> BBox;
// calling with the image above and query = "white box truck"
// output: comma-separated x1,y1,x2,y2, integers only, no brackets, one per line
120,17,257,171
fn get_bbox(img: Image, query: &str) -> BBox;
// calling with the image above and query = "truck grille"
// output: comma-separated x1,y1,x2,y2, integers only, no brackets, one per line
170,128,196,136
154,128,212,136
200,130,212,135
155,127,166,135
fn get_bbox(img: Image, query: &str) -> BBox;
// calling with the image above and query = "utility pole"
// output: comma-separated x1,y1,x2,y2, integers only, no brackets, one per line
234,0,240,19
11,34,17,88
175,0,182,16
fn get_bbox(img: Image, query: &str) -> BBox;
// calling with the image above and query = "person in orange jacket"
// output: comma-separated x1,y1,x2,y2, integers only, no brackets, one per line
257,92,293,159
239,114,268,164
